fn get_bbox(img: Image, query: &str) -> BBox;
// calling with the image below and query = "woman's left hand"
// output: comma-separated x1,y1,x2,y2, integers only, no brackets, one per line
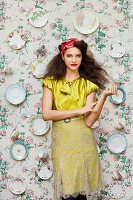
102,85,118,98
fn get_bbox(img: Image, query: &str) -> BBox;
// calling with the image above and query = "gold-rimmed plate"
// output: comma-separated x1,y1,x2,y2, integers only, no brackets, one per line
29,115,50,135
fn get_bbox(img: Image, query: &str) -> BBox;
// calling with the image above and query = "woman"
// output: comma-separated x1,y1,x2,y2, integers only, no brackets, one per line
42,39,117,200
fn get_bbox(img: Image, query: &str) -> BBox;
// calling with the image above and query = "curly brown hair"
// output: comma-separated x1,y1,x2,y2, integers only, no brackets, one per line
44,40,108,89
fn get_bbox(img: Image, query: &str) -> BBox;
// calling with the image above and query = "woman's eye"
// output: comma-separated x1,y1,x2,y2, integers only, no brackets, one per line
67,54,71,57
76,54,81,58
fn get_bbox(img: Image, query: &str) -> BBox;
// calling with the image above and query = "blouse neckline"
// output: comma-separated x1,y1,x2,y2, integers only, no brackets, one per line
64,77,81,84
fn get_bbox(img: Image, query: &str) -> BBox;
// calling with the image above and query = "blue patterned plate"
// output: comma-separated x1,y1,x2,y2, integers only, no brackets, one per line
107,132,127,154
10,141,28,160
110,88,126,104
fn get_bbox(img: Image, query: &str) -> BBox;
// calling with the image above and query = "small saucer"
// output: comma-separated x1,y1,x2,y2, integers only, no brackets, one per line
7,30,26,50
31,58,48,78
10,141,28,160
38,164,53,180
108,41,125,58
29,9,47,28
8,177,26,194
29,115,50,135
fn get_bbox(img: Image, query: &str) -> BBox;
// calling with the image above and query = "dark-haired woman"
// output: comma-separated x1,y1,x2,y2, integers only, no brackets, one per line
42,39,117,200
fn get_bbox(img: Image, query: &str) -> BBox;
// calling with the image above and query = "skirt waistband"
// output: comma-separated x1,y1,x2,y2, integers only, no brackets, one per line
53,116,84,124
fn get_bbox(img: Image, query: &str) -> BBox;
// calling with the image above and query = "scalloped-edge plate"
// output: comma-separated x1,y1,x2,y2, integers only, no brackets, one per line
107,132,127,154
29,9,47,28
7,30,26,50
37,164,53,180
8,177,26,194
10,141,28,160
73,8,99,34
108,181,126,199
110,88,126,104
31,58,48,78
29,115,50,135
108,41,125,58
5,84,26,105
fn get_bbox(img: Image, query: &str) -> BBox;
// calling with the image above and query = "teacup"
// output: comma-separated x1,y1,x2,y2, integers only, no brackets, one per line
39,148,48,161
11,129,21,140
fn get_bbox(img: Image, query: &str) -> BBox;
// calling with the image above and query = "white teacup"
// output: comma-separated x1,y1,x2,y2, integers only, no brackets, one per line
11,129,21,140
39,148,48,161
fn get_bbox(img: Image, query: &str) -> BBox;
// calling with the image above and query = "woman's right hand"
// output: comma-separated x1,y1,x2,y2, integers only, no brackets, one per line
79,102,98,115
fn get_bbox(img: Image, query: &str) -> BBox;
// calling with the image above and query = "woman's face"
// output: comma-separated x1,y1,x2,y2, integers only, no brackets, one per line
62,47,82,72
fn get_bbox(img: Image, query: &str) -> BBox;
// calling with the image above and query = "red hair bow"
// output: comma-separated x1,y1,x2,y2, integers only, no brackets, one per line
61,38,79,55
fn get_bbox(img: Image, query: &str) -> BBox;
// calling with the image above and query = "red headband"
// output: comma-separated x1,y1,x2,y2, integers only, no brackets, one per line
61,38,79,55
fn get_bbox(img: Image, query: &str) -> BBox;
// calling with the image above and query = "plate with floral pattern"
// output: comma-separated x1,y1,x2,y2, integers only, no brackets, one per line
10,142,28,160
31,58,48,78
7,30,26,50
29,115,50,135
29,9,47,28
108,41,125,58
37,164,53,180
108,181,126,198
73,8,99,34
8,177,26,194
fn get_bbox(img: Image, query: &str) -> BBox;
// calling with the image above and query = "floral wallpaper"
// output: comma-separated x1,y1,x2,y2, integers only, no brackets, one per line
0,0,133,199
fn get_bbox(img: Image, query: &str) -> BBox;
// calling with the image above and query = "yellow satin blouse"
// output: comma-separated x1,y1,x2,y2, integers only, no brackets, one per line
41,76,99,110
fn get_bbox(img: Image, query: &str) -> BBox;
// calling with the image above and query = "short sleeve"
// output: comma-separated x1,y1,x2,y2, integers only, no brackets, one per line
41,77,53,91
86,80,99,96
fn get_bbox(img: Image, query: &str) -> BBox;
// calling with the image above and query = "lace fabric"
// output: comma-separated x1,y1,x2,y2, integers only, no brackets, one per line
52,118,104,200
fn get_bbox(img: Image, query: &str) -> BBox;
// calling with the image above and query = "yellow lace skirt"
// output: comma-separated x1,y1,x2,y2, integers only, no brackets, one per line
52,118,104,200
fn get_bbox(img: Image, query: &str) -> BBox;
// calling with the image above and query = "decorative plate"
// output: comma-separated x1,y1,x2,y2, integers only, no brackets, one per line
8,177,26,194
73,8,99,34
31,58,48,78
91,119,100,129
5,84,26,105
108,41,125,58
38,164,53,180
108,181,126,199
29,9,47,28
107,132,127,154
7,30,26,50
29,115,50,135
10,141,28,160
110,88,126,104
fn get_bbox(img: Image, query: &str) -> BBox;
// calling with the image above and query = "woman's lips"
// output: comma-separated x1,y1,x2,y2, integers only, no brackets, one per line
71,64,77,66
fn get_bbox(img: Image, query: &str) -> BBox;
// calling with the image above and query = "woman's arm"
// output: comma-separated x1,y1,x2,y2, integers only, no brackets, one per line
42,86,97,121
84,85,118,127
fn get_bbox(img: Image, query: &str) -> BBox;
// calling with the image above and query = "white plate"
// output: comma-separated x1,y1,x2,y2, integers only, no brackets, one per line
7,30,26,50
5,84,26,105
29,115,50,135
29,9,47,28
38,164,53,180
31,59,48,78
107,132,127,154
108,181,126,199
8,177,26,194
108,41,125,58
10,142,28,160
73,8,99,34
